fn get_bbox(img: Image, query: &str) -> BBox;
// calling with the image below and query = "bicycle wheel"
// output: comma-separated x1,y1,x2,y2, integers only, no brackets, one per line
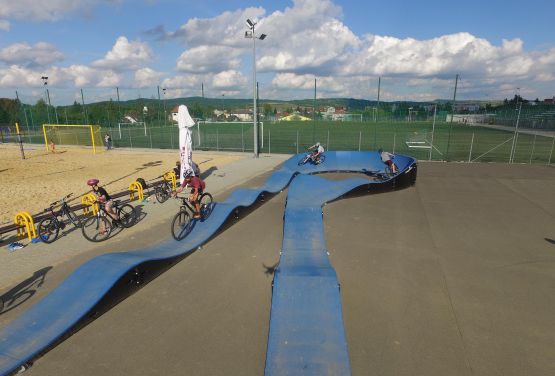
38,217,59,243
82,216,111,242
199,193,213,218
155,182,171,203
118,204,137,228
298,155,309,166
171,210,192,240
65,206,82,228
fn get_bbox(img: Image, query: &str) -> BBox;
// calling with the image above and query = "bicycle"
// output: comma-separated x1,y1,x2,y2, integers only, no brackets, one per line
154,179,173,203
171,191,213,241
81,200,137,242
37,193,82,244
298,152,325,166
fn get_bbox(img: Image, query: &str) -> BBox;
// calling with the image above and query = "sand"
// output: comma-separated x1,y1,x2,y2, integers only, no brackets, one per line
0,144,243,226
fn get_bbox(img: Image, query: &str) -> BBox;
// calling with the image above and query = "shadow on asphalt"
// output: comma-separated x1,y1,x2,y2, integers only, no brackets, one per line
545,238,555,245
200,166,218,180
0,267,53,315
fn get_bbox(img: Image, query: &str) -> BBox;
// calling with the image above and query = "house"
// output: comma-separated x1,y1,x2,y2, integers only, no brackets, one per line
544,97,555,105
454,102,481,112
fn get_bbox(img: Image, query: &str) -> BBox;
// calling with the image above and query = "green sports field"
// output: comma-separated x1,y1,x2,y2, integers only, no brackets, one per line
15,120,554,164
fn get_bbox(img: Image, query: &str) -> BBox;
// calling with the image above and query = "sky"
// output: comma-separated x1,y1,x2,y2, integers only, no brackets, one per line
1,0,554,105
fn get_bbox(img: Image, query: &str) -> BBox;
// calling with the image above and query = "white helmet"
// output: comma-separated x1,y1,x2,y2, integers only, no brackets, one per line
316,142,321,147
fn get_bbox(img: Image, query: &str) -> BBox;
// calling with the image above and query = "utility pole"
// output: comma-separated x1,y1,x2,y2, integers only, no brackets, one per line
81,88,89,124
313,78,317,143
445,73,459,160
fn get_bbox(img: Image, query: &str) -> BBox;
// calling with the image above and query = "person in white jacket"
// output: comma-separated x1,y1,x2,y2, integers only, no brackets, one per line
177,104,196,185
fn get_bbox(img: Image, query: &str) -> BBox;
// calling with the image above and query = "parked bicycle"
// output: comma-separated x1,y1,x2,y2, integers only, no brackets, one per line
154,179,173,203
81,200,137,242
171,192,213,241
37,193,82,243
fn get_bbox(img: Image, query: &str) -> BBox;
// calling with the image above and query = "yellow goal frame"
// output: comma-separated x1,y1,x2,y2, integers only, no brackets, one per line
42,124,101,154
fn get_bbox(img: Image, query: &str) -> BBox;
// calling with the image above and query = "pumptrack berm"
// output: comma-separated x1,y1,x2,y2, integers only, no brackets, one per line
0,151,417,376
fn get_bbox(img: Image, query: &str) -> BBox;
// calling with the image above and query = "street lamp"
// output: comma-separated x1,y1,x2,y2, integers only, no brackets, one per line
41,76,51,124
245,18,267,158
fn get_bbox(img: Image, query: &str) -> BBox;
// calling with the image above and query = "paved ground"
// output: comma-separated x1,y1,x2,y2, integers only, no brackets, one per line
1,161,554,376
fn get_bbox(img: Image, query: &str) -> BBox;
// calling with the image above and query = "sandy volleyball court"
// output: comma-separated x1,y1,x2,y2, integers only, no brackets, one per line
0,144,243,226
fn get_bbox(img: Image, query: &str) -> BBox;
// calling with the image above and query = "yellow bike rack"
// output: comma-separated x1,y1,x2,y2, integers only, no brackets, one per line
164,171,177,190
81,193,98,215
129,181,144,201
14,212,37,241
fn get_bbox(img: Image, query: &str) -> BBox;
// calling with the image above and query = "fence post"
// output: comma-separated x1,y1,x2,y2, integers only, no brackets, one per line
548,137,555,165
296,131,299,154
393,133,396,153
327,130,330,150
241,124,245,152
269,129,271,155
529,133,537,164
170,132,174,149
468,132,475,162
217,128,219,151
358,131,362,151
129,131,133,148
149,129,153,149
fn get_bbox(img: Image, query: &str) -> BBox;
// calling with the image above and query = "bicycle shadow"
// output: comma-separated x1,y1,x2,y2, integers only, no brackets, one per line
545,238,555,245
133,204,147,224
0,267,52,315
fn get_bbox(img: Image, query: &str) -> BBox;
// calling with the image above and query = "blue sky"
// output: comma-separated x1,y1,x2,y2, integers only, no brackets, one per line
1,0,554,104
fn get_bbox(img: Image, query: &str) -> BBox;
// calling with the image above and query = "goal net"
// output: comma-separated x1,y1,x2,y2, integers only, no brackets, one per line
43,124,104,154
116,122,146,139
405,129,432,149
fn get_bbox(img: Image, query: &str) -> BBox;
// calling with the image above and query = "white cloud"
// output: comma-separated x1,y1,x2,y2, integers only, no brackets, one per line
176,46,241,73
0,0,121,22
212,70,248,90
0,42,64,66
134,67,164,88
93,36,153,70
0,19,9,31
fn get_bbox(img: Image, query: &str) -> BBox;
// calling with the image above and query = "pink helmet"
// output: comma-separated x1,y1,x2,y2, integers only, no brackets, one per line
87,178,99,186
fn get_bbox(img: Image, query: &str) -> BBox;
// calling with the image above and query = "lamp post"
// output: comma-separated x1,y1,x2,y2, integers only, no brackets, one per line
245,18,267,158
41,76,51,124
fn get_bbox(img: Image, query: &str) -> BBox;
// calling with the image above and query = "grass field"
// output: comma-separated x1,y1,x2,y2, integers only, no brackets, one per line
12,120,555,164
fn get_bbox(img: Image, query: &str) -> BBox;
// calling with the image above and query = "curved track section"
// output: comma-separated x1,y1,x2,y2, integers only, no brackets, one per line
0,151,417,376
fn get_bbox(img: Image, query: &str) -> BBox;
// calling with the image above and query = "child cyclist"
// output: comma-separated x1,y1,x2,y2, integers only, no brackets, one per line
378,149,398,174
173,170,206,219
307,142,325,163
87,178,118,232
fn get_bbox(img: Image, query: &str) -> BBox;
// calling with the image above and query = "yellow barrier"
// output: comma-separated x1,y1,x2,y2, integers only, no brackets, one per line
164,171,177,190
129,181,144,201
81,193,98,215
14,212,37,241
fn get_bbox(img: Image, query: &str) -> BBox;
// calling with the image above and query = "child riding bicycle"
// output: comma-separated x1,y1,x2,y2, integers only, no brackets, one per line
173,170,206,219
307,142,325,163
378,149,398,174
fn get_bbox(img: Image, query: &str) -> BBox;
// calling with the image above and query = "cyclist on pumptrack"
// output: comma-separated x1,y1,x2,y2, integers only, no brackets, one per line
378,149,398,174
173,171,206,219
308,142,325,163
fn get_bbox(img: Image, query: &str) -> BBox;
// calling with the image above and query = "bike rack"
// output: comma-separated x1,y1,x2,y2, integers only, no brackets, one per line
129,181,144,202
81,194,99,216
164,171,177,190
13,212,37,241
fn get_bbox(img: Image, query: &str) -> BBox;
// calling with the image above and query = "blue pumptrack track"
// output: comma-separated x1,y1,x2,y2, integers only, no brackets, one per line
0,151,417,376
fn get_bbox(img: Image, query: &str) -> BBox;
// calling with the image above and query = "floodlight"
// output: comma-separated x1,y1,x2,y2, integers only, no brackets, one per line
259,33,267,40
245,30,252,38
246,19,255,28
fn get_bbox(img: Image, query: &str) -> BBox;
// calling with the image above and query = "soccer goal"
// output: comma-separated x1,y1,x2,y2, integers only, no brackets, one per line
405,129,432,149
43,124,104,154
117,122,146,139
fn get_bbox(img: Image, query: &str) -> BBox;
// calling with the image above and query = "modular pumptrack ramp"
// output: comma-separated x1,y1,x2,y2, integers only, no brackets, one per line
0,151,417,376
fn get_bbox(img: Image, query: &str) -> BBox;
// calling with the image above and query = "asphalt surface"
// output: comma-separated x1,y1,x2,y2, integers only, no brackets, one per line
2,161,554,376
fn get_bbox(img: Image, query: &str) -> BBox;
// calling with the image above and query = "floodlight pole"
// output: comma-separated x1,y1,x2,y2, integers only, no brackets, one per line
251,23,259,158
